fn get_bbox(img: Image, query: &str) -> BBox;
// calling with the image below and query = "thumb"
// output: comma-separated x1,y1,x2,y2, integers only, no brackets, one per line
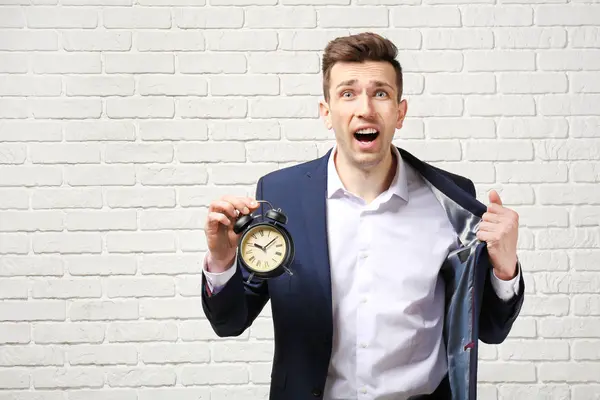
488,189,503,206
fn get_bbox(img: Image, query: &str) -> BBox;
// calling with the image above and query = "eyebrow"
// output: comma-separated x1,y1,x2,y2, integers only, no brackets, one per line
335,79,395,91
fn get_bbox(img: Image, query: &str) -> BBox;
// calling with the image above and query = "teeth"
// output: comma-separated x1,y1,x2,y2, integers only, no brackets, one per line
355,128,378,134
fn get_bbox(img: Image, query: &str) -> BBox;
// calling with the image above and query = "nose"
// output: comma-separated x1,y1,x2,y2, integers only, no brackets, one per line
356,92,375,118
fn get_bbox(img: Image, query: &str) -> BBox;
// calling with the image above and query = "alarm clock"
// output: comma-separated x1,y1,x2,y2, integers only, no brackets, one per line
233,200,295,282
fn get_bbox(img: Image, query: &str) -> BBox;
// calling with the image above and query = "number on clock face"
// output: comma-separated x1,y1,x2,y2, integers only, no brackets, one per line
240,225,287,272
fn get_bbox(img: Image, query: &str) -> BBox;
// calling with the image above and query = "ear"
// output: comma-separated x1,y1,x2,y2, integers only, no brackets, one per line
396,99,407,130
319,99,332,130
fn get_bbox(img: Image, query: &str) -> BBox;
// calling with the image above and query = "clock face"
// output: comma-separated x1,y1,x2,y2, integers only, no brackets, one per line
239,224,288,273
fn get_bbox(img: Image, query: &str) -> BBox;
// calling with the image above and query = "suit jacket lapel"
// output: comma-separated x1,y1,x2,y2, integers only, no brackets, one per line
300,150,333,334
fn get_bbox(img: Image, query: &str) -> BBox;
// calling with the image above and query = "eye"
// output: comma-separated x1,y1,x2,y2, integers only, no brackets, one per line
375,90,388,98
340,90,353,98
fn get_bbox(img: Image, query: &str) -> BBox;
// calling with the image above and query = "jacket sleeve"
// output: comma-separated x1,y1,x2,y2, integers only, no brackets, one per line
464,178,525,344
201,177,270,337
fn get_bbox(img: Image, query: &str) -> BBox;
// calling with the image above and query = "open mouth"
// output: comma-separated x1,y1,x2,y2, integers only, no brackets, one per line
354,128,379,143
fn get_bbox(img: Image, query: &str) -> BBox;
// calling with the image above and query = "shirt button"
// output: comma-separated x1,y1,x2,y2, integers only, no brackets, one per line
360,388,367,394
360,342,368,348
361,297,368,304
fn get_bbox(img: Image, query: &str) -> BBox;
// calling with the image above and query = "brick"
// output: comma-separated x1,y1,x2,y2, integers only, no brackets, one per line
465,50,535,71
427,73,495,94
539,50,600,71
0,211,63,232
103,7,171,28
65,121,135,142
513,206,569,227
105,53,174,74
139,209,206,230
0,166,62,187
498,72,567,94
210,120,280,141
26,7,97,28
63,0,132,4
0,121,62,142
211,75,279,96
404,96,463,116
498,385,571,400
537,228,600,249
0,98,28,118
478,362,536,383
248,52,319,73
431,162,495,183
535,140,600,161
138,76,207,96
140,120,208,141
69,300,139,321
0,279,28,299
0,233,29,254
573,206,600,227
0,76,61,97
540,317,600,338
0,323,30,344
572,340,600,360
66,255,136,276
427,118,495,139
539,362,600,382
211,387,270,400
181,365,247,385
570,27,600,48
392,6,460,27
0,370,29,389
540,94,600,116
105,143,174,163
425,29,493,49
498,117,568,138
33,53,101,74
521,294,570,316
0,346,64,366
250,318,274,340
65,165,135,186
571,72,600,93
574,295,600,316
107,367,176,387
496,163,567,183
179,98,247,118
0,53,28,73
137,31,204,51
540,184,600,205
0,144,26,164
571,162,600,182
278,30,351,51
399,51,463,72
0,31,57,50
105,188,176,208
465,140,533,161
0,7,24,27
176,275,202,296
32,188,101,210
210,163,278,184
138,388,210,400
30,99,101,119
495,27,566,49
175,8,243,28
467,95,536,116
281,119,334,140
0,189,28,210
463,6,533,27
212,341,274,362
65,210,137,231
573,385,600,399
107,277,175,298
250,97,318,118
537,5,600,26
140,298,205,319
106,232,176,253
0,256,63,277
0,301,65,322
178,230,207,252
500,339,569,360
281,74,321,96
137,165,208,185
139,254,204,275
68,344,138,366
30,143,101,164
106,97,175,118
177,142,245,163
179,53,247,74
33,233,102,254
179,320,249,341
66,76,134,97
246,141,317,162
63,31,131,51
476,185,532,205
534,271,600,293
33,368,104,389
247,7,316,28
140,343,210,364
32,322,105,344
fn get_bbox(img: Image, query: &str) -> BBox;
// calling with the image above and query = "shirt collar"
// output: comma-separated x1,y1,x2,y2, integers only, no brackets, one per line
326,145,409,202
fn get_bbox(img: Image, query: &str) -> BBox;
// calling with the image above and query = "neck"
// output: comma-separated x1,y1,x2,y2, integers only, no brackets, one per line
334,146,397,204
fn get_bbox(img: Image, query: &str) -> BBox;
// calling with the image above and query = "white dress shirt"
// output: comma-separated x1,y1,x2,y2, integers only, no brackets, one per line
203,145,521,399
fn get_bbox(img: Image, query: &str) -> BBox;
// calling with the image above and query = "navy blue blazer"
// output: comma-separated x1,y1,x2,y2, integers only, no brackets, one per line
202,147,525,400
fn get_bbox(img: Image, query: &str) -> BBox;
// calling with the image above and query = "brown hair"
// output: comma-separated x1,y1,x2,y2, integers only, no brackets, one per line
321,32,403,102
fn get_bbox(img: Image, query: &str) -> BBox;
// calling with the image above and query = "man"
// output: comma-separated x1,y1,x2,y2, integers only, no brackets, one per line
202,32,524,400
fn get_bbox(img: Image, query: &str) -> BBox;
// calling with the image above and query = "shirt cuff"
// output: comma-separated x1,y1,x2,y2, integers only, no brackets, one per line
202,252,237,295
490,261,521,302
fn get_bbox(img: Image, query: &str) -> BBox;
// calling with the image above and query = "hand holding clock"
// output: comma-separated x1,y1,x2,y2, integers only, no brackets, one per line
205,195,260,273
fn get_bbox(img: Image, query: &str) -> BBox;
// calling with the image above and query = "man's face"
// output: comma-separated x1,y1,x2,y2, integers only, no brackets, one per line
319,60,407,171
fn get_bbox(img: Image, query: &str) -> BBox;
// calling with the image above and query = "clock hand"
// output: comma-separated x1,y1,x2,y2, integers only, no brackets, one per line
253,243,265,251
264,238,277,249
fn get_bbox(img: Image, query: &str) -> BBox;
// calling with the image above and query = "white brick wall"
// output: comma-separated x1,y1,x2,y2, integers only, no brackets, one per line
0,1,598,398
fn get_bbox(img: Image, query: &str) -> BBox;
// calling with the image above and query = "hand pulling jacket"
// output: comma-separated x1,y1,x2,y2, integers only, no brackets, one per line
202,147,525,400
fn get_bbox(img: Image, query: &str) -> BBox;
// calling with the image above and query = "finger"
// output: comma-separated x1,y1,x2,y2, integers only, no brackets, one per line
486,203,505,215
477,221,498,232
482,212,500,223
206,211,232,228
476,230,495,242
221,195,256,215
488,189,503,206
209,200,238,219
